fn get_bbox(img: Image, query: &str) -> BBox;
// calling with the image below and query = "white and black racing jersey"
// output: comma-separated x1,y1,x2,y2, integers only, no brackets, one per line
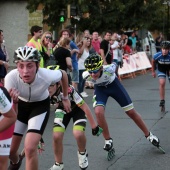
51,85,85,110
85,63,117,86
5,68,63,102
0,87,12,114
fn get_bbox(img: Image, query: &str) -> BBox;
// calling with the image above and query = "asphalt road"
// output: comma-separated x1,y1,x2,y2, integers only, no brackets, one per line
17,71,170,170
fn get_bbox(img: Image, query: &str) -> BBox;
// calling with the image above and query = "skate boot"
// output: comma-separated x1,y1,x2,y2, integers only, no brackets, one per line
103,138,115,161
159,100,165,107
146,132,165,153
8,155,23,170
159,100,165,112
48,162,64,170
77,150,88,170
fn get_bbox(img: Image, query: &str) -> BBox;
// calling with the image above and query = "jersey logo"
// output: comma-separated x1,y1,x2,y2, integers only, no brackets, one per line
0,92,7,108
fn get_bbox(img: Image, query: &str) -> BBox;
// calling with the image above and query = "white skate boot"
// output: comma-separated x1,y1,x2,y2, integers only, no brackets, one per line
103,138,115,161
146,132,159,147
77,150,88,170
146,132,165,153
48,162,64,170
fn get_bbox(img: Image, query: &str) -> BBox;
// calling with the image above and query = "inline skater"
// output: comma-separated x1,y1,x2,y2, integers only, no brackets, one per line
0,85,17,170
83,53,164,160
47,65,103,170
5,46,71,170
152,41,170,113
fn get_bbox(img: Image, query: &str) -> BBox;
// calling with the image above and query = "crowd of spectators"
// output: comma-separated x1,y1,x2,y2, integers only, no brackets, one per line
0,26,143,97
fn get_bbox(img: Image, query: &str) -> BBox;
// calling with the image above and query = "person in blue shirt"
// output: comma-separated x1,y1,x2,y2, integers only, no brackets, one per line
66,26,80,91
152,41,170,109
0,30,9,84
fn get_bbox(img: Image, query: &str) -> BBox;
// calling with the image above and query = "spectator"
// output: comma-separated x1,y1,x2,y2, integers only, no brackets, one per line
83,29,90,38
53,37,72,83
1,40,9,63
66,26,80,90
100,31,112,65
40,31,54,67
78,37,92,97
92,31,101,54
53,29,70,51
110,33,120,76
26,25,43,67
0,30,9,85
155,32,164,52
123,39,133,55
128,31,137,52
75,32,84,48
98,35,103,43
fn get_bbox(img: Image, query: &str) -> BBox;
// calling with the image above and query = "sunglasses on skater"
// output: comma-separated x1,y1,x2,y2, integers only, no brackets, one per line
88,69,100,74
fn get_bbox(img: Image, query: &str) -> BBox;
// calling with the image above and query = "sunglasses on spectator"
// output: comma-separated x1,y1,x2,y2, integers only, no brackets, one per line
88,69,100,74
45,36,52,40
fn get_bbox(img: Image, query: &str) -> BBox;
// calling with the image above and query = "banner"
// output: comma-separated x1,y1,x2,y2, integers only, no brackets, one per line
118,52,151,76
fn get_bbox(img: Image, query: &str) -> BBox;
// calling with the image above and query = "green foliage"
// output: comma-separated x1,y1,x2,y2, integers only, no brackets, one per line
26,0,166,33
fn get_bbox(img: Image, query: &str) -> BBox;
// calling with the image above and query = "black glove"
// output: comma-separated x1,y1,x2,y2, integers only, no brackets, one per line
92,125,103,136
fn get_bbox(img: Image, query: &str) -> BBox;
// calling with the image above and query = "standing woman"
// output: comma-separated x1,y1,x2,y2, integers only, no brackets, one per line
40,31,54,67
0,30,9,85
53,37,73,83
78,37,93,97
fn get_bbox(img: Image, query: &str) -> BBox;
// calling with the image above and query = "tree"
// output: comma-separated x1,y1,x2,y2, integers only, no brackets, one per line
27,0,166,34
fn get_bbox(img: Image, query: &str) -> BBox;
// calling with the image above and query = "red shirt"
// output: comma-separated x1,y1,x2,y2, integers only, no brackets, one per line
92,40,100,54
123,45,132,54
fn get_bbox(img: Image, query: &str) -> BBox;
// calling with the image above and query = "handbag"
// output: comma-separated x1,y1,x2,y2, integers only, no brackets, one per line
105,43,112,64
45,54,57,67
41,47,57,67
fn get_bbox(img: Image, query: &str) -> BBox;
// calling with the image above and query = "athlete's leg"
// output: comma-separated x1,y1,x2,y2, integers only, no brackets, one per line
126,109,149,136
73,131,88,169
110,78,149,136
24,132,41,170
159,78,166,100
0,156,8,170
52,132,64,164
72,108,87,151
95,106,111,140
74,130,86,152
9,135,23,163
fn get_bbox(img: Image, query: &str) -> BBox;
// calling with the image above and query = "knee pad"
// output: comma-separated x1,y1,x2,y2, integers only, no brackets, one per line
73,119,87,132
53,109,66,132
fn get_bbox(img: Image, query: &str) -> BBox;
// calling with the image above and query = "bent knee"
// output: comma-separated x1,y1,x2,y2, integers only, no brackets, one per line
53,132,63,141
73,130,85,139
24,145,37,157
95,106,105,117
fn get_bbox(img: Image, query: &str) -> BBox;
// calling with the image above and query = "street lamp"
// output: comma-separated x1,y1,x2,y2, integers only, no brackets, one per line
163,1,170,40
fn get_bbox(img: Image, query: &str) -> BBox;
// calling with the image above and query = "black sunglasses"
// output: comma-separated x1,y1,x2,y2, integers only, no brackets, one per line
45,36,52,40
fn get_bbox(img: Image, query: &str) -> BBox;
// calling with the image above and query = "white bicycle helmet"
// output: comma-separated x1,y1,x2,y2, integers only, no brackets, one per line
13,46,41,63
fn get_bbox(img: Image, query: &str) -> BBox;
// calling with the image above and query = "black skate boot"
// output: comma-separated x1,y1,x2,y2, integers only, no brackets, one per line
8,155,23,170
159,100,165,112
